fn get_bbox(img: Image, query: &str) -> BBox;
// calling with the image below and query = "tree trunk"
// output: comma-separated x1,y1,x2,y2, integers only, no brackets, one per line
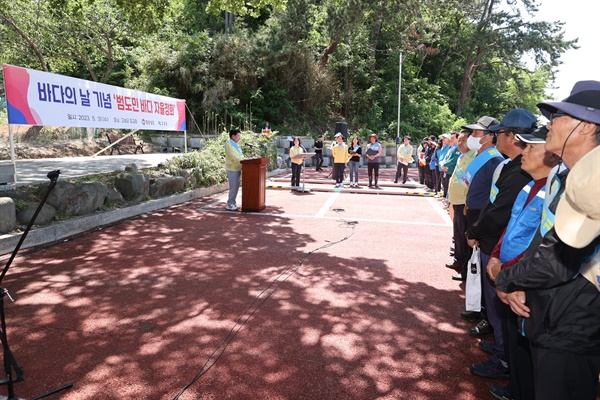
319,41,338,72
369,13,383,84
456,46,485,115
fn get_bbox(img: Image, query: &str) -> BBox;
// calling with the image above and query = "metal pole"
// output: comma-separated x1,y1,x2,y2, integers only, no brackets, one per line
397,52,403,141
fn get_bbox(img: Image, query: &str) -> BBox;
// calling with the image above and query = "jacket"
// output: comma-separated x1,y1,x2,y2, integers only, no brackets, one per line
496,170,600,354
467,155,532,254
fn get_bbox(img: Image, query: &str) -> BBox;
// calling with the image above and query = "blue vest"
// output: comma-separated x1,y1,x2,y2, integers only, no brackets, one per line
489,158,511,203
464,148,504,187
540,164,568,237
500,181,546,262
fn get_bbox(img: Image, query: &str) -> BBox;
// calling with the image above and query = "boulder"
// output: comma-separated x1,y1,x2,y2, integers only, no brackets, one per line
105,188,124,205
115,164,149,201
17,204,57,225
0,197,16,234
150,176,186,198
46,181,108,216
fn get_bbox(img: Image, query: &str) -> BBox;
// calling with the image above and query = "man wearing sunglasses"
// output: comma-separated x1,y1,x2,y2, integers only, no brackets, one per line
495,80,600,400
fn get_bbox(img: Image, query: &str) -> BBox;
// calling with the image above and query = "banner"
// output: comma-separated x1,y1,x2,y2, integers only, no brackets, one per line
3,64,186,131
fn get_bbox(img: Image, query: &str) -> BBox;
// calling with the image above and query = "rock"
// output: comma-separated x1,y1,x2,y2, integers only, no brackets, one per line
105,188,124,205
17,204,57,225
44,181,108,216
0,198,16,234
150,176,186,198
176,169,197,187
115,165,149,201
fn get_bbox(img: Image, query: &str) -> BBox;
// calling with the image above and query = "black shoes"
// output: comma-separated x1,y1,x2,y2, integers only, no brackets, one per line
489,383,514,400
470,319,493,337
460,310,482,321
470,355,510,379
479,340,496,355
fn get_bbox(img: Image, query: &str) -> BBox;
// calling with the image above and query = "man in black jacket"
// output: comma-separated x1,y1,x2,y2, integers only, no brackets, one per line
495,80,600,400
466,108,537,379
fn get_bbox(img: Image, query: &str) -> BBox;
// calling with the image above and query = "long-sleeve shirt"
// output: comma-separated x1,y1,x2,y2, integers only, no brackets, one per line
332,143,349,164
289,145,304,165
225,139,242,172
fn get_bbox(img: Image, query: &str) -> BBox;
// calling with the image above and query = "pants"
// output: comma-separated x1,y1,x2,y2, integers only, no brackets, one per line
431,168,438,191
315,152,323,169
506,310,535,400
333,163,345,184
368,163,379,186
418,164,425,184
481,251,505,361
226,170,241,208
348,161,359,183
285,155,291,168
452,204,470,267
394,163,408,183
424,167,433,189
291,163,302,186
531,347,600,400
442,172,450,197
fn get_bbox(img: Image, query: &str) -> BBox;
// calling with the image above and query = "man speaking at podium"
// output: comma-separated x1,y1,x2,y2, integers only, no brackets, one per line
225,129,242,211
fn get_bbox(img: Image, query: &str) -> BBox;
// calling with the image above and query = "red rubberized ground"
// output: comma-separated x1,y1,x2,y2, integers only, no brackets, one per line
1,167,504,399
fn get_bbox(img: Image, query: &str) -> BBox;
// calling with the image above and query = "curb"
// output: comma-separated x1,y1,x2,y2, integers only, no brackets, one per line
0,183,229,256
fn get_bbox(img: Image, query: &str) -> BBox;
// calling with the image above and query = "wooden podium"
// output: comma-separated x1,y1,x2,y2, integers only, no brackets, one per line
240,157,269,212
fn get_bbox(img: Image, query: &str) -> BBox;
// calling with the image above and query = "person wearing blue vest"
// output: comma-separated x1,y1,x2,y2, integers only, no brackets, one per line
483,127,559,400
440,132,460,199
436,134,451,196
466,108,537,379
365,133,382,188
495,80,600,400
224,129,243,211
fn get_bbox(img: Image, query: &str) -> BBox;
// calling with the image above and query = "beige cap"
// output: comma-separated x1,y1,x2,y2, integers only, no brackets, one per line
334,132,343,138
555,146,600,248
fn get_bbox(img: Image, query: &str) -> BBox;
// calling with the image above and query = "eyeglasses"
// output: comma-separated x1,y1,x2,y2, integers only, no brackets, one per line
550,112,570,121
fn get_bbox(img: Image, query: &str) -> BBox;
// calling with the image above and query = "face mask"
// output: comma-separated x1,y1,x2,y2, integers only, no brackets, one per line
467,135,483,151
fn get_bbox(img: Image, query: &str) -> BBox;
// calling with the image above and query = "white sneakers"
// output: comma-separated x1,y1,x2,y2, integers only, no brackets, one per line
225,204,239,211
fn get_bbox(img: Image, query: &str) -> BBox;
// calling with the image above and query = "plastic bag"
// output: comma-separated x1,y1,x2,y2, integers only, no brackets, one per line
465,245,481,312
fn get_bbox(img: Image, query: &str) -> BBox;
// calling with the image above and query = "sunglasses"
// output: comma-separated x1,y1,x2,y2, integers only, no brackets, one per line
550,112,571,121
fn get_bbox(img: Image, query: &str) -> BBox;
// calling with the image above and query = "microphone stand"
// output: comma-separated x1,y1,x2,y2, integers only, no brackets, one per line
0,170,73,399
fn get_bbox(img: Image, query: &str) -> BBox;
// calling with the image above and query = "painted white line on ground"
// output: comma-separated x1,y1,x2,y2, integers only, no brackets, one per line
197,206,449,227
315,192,340,218
426,197,453,226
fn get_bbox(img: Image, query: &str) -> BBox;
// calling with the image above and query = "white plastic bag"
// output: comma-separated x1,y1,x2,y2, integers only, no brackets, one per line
465,245,481,312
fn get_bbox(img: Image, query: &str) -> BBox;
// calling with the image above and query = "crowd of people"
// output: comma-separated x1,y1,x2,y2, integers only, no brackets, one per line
224,81,600,399
442,81,600,400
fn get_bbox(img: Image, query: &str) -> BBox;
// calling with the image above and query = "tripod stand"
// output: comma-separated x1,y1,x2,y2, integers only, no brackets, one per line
0,170,73,399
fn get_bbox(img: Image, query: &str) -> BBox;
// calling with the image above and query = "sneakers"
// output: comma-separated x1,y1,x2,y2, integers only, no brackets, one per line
479,340,496,355
470,355,510,379
225,204,239,211
489,383,513,400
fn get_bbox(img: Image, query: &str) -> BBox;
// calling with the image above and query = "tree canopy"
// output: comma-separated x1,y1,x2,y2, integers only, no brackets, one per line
0,0,577,141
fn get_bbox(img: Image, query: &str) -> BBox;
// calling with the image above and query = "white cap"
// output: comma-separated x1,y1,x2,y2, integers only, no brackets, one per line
555,146,600,248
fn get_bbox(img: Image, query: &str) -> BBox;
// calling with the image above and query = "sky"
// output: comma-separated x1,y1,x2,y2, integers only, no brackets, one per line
533,0,600,101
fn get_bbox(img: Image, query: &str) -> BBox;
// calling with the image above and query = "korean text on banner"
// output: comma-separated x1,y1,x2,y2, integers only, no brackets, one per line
2,64,186,131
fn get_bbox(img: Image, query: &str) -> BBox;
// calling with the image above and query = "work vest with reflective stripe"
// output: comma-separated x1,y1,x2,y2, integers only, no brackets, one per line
500,181,546,262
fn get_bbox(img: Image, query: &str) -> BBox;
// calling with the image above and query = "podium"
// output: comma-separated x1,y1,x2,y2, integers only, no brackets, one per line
291,152,316,192
241,157,269,212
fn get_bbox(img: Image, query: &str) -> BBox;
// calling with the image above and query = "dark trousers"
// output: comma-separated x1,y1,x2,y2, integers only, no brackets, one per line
531,347,600,400
368,163,379,186
291,163,302,186
481,251,505,361
442,173,450,197
424,167,433,189
394,163,408,183
333,163,345,184
452,204,470,267
431,168,438,191
506,311,535,400
315,152,323,169
418,164,425,184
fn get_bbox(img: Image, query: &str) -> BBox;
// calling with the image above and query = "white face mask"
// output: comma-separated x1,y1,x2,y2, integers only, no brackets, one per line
467,135,483,151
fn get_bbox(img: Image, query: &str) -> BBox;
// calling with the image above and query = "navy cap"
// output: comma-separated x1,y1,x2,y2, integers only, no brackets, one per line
489,108,537,132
